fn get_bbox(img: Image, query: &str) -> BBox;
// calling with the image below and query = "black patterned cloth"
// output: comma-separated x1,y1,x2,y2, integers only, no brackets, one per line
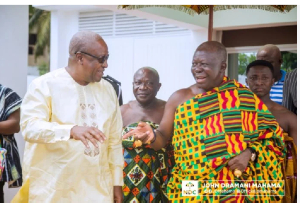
0,84,22,188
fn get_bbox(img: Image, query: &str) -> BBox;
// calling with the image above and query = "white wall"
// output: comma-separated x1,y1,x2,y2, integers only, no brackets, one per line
49,10,209,104
51,31,199,104
0,5,28,202
50,10,79,71
104,34,197,103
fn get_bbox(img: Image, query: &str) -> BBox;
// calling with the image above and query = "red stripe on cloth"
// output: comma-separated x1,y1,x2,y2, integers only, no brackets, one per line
204,118,209,136
245,112,250,132
225,166,232,184
258,99,264,111
218,169,224,184
230,90,237,108
267,145,283,156
210,115,216,135
228,134,236,154
205,142,226,153
221,91,228,110
250,112,257,131
235,133,244,151
259,128,270,139
217,114,223,133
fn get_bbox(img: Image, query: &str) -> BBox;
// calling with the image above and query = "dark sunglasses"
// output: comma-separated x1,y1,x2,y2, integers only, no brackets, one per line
75,51,109,64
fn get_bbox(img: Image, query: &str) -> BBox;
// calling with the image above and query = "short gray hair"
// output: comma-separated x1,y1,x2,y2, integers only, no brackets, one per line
69,31,103,55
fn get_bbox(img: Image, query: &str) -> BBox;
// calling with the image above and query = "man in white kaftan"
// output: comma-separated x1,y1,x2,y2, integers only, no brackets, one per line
13,31,124,202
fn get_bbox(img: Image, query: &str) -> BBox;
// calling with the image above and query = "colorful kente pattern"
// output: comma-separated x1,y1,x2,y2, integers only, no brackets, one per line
282,133,297,203
167,77,286,202
0,148,6,179
123,122,175,203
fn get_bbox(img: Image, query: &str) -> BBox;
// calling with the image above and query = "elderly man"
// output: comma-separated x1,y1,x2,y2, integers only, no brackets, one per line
13,31,123,202
124,41,286,202
256,44,285,105
246,60,297,202
122,67,174,202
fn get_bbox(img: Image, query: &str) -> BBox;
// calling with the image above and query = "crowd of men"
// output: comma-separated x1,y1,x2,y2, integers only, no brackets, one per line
0,30,297,203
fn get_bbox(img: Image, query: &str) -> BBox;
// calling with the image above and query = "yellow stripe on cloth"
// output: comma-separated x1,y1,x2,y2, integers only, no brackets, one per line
11,179,30,203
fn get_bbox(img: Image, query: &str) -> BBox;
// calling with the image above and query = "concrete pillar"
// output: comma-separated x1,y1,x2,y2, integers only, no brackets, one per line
228,53,239,80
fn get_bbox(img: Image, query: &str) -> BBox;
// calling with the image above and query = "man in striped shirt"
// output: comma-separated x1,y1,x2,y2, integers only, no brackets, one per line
257,44,285,105
282,68,297,114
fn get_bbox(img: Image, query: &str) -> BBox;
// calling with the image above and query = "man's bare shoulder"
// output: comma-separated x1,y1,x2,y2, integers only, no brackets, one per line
120,101,136,114
272,102,296,119
167,87,193,108
156,98,166,106
270,102,297,134
273,102,290,112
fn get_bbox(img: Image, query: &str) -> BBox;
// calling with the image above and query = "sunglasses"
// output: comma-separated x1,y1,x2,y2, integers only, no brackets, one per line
75,51,109,64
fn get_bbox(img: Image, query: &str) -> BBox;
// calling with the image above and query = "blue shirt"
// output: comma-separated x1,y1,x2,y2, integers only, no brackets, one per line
270,70,286,105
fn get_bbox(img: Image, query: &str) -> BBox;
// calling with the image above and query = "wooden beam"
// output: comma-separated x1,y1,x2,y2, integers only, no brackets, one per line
208,5,213,41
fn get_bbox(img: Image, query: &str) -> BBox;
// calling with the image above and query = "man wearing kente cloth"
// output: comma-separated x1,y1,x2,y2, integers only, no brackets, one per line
246,60,296,203
123,41,286,202
122,67,175,202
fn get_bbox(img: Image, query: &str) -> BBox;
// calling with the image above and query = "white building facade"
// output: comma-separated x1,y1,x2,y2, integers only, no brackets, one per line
48,8,210,103
38,5,297,103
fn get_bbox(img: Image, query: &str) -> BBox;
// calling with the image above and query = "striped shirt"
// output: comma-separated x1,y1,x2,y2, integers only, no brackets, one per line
0,84,23,187
282,69,297,114
270,70,286,105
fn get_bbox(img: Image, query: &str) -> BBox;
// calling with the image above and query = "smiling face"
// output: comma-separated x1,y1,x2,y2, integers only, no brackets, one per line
191,50,226,91
133,68,161,105
246,65,275,98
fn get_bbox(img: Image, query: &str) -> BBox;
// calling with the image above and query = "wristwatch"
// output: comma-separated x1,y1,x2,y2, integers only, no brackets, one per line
247,147,256,162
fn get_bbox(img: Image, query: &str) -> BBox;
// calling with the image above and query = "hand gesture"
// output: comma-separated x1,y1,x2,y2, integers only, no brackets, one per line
122,122,154,144
70,126,106,148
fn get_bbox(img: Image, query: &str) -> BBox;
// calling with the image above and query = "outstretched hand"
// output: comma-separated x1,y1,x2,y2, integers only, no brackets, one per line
122,122,154,144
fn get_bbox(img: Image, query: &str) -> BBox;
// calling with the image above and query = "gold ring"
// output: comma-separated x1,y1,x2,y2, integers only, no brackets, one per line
134,140,142,148
234,169,242,178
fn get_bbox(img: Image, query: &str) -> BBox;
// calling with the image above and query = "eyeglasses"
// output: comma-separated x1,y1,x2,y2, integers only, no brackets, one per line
75,51,109,64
